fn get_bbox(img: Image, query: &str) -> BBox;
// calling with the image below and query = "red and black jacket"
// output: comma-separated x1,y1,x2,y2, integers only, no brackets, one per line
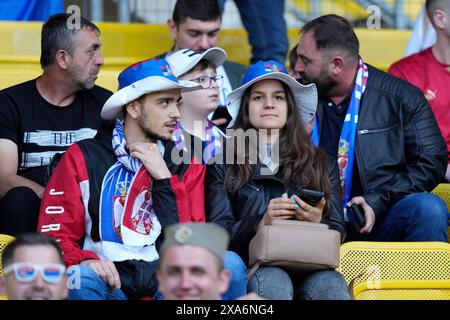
38,127,205,298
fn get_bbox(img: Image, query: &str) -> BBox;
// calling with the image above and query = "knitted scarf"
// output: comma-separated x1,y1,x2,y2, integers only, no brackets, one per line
99,120,163,248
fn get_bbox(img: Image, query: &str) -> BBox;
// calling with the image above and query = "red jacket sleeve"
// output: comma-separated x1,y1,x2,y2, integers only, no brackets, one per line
38,144,99,266
152,161,205,227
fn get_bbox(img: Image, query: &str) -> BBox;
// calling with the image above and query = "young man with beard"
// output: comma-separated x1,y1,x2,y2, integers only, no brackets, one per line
37,59,205,300
294,14,449,242
0,14,111,236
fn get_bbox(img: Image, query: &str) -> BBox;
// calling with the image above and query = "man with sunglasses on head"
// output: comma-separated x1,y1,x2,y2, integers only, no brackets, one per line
0,233,68,300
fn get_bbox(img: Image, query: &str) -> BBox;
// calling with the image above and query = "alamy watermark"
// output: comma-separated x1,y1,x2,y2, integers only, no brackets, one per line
171,124,280,176
66,5,81,30
366,264,382,289
366,5,381,30
66,265,81,289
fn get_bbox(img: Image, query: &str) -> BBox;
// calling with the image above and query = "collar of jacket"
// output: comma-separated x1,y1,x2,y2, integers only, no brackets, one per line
251,162,285,185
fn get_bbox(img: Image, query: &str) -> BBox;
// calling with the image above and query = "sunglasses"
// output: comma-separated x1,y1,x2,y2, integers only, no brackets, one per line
3,262,66,284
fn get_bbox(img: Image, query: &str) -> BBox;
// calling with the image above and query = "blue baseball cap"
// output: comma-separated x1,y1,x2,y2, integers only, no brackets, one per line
226,60,317,127
101,58,201,120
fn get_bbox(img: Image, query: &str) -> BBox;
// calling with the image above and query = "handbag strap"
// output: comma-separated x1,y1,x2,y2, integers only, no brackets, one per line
246,262,261,283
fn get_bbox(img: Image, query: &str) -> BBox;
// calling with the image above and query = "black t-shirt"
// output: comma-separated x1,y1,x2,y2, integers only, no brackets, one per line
0,78,112,185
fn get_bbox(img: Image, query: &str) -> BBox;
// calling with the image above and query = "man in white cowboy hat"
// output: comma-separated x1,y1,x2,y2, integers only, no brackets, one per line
37,58,209,300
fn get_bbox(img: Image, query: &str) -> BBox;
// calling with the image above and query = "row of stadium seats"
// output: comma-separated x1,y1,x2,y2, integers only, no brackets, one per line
292,0,424,21
0,21,412,91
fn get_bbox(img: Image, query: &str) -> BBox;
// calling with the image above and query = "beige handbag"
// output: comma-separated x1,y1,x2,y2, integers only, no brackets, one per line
248,220,341,277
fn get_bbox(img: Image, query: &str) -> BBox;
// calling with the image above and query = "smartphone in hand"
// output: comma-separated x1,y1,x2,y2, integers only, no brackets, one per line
298,188,324,207
349,203,366,228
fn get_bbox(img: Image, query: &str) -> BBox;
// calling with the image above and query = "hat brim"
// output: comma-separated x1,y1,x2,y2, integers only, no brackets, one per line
199,47,227,70
167,47,227,77
226,73,317,127
101,77,201,120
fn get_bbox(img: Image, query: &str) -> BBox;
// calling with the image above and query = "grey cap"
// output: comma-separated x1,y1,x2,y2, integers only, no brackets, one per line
160,223,229,264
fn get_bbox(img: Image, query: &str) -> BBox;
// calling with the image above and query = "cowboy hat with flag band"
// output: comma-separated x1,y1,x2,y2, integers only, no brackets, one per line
226,60,317,128
101,58,201,120
166,47,227,77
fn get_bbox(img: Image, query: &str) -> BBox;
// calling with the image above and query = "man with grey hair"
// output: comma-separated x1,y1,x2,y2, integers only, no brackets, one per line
0,13,112,236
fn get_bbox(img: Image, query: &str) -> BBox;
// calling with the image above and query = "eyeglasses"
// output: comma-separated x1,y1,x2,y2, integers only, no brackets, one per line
189,75,224,89
3,262,66,284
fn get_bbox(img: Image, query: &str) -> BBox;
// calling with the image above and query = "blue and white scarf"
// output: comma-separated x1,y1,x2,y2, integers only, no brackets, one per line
312,57,369,219
99,119,162,248
172,120,224,164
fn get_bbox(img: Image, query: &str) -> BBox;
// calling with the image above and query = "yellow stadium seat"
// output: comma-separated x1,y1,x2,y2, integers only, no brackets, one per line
432,184,450,209
0,234,14,274
0,234,15,300
0,21,412,87
337,241,450,300
431,183,450,243
353,280,450,300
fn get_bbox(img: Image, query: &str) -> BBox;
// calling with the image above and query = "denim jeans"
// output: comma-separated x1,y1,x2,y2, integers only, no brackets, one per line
247,266,350,300
224,251,247,299
346,192,450,242
68,252,247,300
218,0,288,64
68,265,128,300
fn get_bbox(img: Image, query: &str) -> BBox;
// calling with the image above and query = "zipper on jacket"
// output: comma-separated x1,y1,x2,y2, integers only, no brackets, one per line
358,124,397,135
248,185,260,192
354,138,369,195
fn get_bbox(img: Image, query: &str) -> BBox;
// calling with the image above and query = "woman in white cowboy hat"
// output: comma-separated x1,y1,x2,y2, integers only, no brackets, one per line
206,60,349,300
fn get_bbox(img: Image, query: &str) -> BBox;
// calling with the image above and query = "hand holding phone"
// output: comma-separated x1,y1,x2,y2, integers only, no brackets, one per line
298,188,324,207
349,203,366,228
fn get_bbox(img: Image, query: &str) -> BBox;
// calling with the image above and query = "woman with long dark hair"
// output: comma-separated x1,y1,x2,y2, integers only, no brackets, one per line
206,60,349,300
